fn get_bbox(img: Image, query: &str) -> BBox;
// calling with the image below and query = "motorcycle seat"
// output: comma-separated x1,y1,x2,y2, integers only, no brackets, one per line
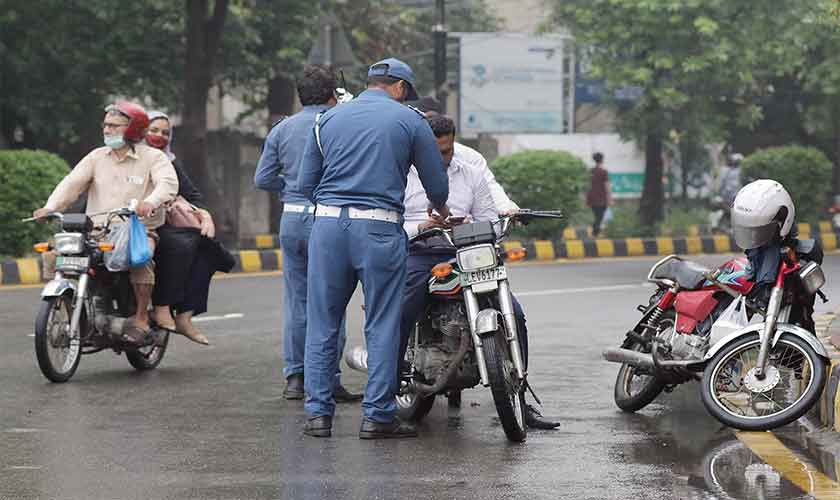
653,259,710,290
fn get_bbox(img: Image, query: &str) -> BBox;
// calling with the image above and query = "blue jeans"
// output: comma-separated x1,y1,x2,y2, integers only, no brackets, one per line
304,211,407,422
279,210,345,387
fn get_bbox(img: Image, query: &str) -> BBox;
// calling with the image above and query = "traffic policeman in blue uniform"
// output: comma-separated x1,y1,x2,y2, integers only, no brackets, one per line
254,65,362,403
297,58,450,438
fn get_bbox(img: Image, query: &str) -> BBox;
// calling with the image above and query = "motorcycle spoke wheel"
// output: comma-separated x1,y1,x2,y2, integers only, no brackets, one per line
126,331,169,371
35,296,81,383
702,333,827,430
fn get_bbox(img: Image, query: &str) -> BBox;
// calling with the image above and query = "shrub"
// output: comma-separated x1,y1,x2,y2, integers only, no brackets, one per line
490,150,588,239
604,204,657,239
740,146,832,223
0,150,70,257
660,206,710,237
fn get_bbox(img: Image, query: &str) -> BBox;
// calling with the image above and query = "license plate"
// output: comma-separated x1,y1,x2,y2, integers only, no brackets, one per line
56,256,89,269
461,266,507,286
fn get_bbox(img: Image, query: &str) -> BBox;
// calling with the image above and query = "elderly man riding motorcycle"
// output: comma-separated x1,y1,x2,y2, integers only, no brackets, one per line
33,101,179,341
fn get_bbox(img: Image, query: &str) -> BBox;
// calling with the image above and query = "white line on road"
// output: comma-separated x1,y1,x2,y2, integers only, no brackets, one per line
193,313,245,323
517,283,652,297
8,466,42,470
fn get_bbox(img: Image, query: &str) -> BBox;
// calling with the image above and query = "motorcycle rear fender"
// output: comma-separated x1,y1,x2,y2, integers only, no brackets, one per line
41,278,76,299
703,322,829,362
474,309,500,336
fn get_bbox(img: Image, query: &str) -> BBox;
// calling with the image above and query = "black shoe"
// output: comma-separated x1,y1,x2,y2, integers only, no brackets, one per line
525,404,560,430
334,384,363,403
303,416,332,437
359,417,418,439
284,374,304,400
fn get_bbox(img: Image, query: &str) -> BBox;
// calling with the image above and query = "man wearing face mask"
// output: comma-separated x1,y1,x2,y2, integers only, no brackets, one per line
33,101,178,341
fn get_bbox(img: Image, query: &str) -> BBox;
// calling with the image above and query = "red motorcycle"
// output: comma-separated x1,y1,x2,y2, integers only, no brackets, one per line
604,242,829,430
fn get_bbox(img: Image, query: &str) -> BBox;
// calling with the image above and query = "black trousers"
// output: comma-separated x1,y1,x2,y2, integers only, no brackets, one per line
591,206,607,237
152,226,216,315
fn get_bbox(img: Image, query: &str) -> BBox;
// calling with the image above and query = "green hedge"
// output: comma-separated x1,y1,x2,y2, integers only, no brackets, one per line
490,150,588,239
741,146,832,223
0,150,70,257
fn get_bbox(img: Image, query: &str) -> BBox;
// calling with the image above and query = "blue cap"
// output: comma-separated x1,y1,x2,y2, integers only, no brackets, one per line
368,58,419,101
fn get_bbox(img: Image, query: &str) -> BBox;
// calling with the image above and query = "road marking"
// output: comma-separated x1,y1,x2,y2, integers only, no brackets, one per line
4,428,42,433
736,431,840,499
8,466,42,470
193,313,244,323
517,283,650,297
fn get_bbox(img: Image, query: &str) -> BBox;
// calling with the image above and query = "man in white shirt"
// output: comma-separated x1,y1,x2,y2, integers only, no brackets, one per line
399,114,559,429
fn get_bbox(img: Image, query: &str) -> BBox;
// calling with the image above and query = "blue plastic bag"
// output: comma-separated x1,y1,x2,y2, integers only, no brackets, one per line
129,214,152,268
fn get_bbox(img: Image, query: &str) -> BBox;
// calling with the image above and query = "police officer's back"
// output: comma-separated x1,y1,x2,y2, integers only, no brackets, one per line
297,58,449,439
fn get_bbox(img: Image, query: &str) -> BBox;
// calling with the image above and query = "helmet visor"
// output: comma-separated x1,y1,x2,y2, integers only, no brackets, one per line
732,221,779,250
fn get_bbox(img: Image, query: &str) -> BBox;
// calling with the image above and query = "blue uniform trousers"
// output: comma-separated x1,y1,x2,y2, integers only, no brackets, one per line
398,252,529,376
279,211,345,387
304,210,407,422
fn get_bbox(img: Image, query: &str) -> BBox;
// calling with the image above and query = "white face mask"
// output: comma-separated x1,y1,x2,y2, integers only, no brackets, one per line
104,135,126,149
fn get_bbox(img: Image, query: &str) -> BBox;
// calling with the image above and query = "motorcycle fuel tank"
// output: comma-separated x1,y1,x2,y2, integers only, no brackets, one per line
704,256,754,295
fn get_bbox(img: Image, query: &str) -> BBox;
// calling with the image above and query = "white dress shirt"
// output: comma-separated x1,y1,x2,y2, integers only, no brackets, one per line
404,155,497,238
453,142,520,214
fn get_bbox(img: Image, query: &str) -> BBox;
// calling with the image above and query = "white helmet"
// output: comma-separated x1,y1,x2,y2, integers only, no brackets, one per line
731,179,795,250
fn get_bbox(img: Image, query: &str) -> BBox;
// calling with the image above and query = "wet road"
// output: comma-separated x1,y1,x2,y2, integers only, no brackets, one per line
1,255,839,499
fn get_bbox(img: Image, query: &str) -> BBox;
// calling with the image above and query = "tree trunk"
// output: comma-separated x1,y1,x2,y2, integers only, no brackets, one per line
679,140,689,202
265,76,297,234
639,133,665,228
181,0,234,243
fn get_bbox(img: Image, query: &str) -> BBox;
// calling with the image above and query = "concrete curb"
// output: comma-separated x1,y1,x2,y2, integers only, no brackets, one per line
4,231,840,286
239,221,835,249
817,307,840,433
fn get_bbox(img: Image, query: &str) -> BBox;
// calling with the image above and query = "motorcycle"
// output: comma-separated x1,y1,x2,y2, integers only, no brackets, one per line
346,210,563,442
25,207,169,383
603,241,829,431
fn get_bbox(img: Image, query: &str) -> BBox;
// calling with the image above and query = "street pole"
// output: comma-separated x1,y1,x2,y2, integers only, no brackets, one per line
433,0,447,112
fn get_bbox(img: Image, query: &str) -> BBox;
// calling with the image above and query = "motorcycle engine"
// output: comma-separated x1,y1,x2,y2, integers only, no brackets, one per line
414,302,470,382
668,333,709,360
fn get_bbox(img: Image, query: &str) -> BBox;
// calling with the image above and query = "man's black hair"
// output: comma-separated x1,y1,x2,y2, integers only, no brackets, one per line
593,152,604,163
427,114,456,138
408,96,443,114
297,65,338,106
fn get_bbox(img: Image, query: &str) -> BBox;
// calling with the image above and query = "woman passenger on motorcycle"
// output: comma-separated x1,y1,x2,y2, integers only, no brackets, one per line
145,111,234,345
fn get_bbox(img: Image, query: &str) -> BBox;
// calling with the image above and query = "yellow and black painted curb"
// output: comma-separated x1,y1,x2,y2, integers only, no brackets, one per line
3,230,839,286
818,308,840,433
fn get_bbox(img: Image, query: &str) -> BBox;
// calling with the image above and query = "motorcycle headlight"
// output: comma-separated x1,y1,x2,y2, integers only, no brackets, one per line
798,261,825,295
54,233,84,255
456,244,497,271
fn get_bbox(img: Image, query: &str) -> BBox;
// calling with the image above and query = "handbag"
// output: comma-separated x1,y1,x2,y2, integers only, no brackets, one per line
166,196,202,230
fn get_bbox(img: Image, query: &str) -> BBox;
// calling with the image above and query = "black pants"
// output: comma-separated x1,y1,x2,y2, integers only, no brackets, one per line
152,226,216,315
591,206,607,237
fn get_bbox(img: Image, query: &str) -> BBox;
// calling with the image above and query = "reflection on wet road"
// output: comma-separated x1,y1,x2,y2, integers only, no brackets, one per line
1,255,838,499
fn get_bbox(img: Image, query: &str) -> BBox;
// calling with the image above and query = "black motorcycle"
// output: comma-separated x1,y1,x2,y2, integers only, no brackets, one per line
26,208,169,382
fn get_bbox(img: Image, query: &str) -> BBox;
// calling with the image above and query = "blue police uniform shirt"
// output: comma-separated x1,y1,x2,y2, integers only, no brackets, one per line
297,89,448,213
254,104,330,205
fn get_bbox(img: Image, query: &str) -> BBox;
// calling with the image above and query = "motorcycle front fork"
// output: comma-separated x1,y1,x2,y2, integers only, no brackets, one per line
463,282,527,387
754,286,783,378
68,273,90,340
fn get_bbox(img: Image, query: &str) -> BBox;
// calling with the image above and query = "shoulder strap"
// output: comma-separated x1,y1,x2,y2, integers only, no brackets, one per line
406,104,426,117
314,112,325,156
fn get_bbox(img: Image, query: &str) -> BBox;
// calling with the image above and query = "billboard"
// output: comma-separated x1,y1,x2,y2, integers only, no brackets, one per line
458,33,567,136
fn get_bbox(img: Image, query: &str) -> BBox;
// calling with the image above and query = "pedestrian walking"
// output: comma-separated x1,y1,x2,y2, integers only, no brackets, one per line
255,65,362,402
586,152,612,237
297,58,449,439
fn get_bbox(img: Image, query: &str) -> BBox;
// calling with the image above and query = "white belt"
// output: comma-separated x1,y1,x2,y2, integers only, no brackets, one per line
315,205,400,223
284,203,315,213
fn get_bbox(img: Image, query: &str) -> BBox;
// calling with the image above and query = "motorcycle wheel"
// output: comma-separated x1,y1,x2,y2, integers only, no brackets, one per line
126,330,169,371
700,333,827,431
396,392,436,422
483,330,527,443
34,295,82,383
612,313,671,412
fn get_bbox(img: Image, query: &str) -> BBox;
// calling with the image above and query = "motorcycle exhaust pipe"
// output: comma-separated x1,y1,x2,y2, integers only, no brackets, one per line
344,345,369,373
602,347,654,369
